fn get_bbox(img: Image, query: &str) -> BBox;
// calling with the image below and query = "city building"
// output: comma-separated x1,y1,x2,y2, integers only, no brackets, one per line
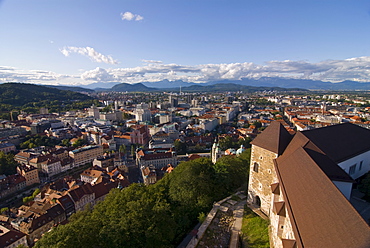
130,125,150,146
69,145,103,167
134,103,151,122
17,164,40,186
136,148,177,169
0,225,28,248
0,174,26,199
0,142,16,154
247,121,370,248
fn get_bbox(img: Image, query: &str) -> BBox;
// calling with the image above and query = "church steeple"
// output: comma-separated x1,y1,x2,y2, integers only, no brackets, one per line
211,137,222,164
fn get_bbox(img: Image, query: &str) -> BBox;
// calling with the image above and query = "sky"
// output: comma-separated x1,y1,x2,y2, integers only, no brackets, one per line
1,0,370,87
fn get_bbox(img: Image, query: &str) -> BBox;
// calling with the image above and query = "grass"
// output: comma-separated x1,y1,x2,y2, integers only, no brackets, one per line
240,207,270,248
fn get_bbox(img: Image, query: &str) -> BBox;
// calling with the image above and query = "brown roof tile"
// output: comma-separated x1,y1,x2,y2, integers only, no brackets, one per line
274,147,370,248
251,121,292,155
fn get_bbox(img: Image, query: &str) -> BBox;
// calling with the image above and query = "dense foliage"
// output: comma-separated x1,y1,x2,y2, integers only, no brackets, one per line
35,150,250,248
20,135,60,149
0,151,18,175
0,83,96,119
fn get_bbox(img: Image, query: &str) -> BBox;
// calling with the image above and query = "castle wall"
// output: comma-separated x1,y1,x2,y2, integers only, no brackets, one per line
269,185,296,248
247,145,278,216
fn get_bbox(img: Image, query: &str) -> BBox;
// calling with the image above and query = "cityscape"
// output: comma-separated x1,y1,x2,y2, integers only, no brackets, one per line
0,85,370,247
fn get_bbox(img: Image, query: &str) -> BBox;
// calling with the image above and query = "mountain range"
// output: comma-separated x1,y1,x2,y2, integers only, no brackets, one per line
9,77,370,93
76,77,370,91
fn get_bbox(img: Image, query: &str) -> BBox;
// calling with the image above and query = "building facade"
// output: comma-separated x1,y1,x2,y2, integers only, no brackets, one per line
69,145,103,167
247,122,370,248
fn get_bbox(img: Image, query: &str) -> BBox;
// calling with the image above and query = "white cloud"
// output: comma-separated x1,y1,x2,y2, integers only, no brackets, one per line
60,46,118,65
81,67,115,81
121,12,144,21
142,59,163,64
4,56,370,86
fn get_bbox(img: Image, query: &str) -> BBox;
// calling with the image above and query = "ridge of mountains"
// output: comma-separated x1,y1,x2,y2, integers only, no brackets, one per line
67,77,370,92
8,77,370,93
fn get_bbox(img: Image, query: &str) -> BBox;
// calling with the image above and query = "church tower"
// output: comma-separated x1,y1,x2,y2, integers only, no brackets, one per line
211,138,222,164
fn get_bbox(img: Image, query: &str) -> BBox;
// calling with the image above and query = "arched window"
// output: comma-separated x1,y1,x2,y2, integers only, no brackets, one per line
253,162,259,173
255,195,261,208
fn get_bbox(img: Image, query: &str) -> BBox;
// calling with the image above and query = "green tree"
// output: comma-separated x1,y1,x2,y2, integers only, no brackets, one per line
213,155,249,197
0,152,18,175
131,144,136,158
72,139,88,148
32,188,41,198
0,207,9,214
35,151,252,248
219,136,233,150
174,140,187,155
61,139,71,147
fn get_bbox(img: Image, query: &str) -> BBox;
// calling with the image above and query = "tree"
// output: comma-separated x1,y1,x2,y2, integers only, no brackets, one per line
122,112,132,119
219,136,233,150
35,151,252,248
174,140,187,155
0,152,18,176
32,188,41,198
0,207,9,214
131,144,136,158
72,139,88,148
119,144,126,156
61,139,71,147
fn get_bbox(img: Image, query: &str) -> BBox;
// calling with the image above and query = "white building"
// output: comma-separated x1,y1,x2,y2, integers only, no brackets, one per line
134,103,151,122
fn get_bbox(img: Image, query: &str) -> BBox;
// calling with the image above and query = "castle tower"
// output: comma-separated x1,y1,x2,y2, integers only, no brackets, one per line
247,121,292,216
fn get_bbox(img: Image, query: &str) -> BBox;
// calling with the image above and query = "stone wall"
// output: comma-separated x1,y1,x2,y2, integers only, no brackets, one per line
269,185,296,248
247,145,278,216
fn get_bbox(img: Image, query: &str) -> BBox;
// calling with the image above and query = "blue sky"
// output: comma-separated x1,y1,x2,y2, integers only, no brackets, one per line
1,0,370,86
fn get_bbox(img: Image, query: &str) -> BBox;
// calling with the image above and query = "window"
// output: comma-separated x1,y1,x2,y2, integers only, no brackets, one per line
253,162,259,173
349,164,356,175
359,161,363,171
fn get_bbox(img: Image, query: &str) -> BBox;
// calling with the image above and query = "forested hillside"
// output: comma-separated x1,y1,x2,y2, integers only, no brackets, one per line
0,83,96,119
35,151,250,248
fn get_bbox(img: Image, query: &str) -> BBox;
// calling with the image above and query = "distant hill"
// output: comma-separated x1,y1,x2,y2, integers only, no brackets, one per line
0,83,92,107
141,79,197,88
75,77,370,91
43,85,95,93
205,77,370,91
110,83,155,92
173,83,307,93
107,82,306,93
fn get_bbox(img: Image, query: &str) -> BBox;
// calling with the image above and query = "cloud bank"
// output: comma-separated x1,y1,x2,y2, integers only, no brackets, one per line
120,11,144,21
60,46,118,65
2,56,370,86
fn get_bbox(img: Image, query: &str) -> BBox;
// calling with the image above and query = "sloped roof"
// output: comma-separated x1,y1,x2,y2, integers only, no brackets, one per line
281,131,354,183
0,229,25,247
301,122,370,163
251,121,292,155
274,147,370,248
270,182,280,195
68,184,94,202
